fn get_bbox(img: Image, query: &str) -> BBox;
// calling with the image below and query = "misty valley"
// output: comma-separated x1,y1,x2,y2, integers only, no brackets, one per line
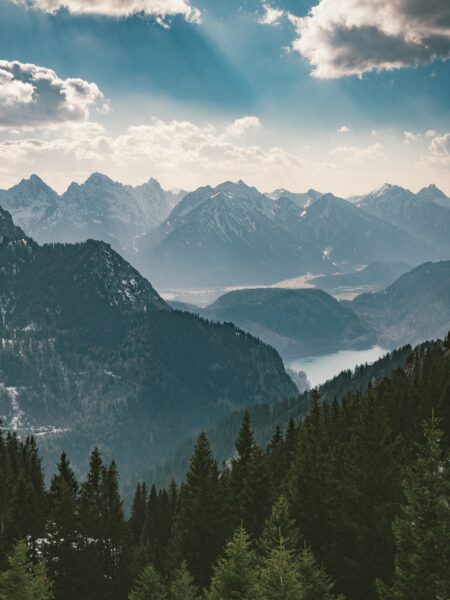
1,2,450,598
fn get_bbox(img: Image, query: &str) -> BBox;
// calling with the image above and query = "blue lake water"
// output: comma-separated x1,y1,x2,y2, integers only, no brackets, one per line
286,346,388,387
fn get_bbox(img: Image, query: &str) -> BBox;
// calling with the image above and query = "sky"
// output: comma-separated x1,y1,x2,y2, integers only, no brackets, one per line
0,0,450,196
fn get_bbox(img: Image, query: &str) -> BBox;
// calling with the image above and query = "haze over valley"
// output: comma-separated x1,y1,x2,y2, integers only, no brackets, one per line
1,1,450,598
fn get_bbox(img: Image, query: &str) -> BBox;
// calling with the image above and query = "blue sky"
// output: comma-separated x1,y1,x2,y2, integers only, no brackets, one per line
0,0,449,194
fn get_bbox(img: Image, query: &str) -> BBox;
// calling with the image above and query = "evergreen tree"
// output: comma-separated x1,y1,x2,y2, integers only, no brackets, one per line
128,565,167,600
297,547,338,600
377,418,450,600
44,452,79,600
257,537,302,600
170,561,199,600
207,527,257,600
0,540,52,600
130,483,147,544
258,495,299,556
231,413,271,537
169,432,225,588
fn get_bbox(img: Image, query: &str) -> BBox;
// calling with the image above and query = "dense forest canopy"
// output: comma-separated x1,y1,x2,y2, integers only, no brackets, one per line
0,333,449,599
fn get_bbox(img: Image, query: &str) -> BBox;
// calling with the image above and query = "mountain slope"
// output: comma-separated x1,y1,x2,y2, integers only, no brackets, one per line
356,184,450,258
0,206,296,480
202,287,374,359
138,181,330,287
416,184,450,209
0,173,183,259
349,260,450,347
0,175,62,242
293,193,433,266
312,261,411,294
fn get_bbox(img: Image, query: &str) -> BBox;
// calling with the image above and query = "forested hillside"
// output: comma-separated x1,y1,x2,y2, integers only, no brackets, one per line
1,333,449,600
0,206,296,481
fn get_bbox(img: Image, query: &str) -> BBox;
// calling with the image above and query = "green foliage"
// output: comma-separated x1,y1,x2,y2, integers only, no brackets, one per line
170,562,198,600
128,565,167,600
169,432,226,588
258,495,299,556
207,527,257,600
377,418,450,600
257,537,302,600
0,540,52,600
297,548,337,600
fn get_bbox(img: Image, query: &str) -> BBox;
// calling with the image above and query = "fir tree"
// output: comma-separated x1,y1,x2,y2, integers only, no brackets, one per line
128,565,167,600
297,547,338,600
257,536,302,600
258,495,299,556
0,540,52,600
44,452,79,600
170,561,199,600
169,432,225,588
377,418,450,600
207,527,257,600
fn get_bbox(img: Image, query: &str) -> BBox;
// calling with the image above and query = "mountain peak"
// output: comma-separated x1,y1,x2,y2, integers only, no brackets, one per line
84,172,116,187
418,183,448,199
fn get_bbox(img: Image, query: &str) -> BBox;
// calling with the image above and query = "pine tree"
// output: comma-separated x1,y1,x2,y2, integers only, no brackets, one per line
128,565,167,600
257,537,302,600
170,561,198,600
207,527,257,600
258,495,299,556
377,418,450,600
231,413,271,537
0,540,52,600
169,432,225,588
130,483,147,544
297,547,337,600
44,452,79,600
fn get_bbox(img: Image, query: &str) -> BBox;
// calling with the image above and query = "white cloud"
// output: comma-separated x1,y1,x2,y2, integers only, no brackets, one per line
423,133,450,168
403,131,419,144
0,117,319,190
0,67,34,106
330,142,383,165
0,60,104,128
337,125,350,134
12,0,201,22
225,116,261,138
290,0,450,78
425,129,438,138
258,3,284,26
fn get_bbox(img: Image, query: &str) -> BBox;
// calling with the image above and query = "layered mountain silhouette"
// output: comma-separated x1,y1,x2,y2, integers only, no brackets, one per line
1,175,449,289
0,205,295,480
0,173,184,260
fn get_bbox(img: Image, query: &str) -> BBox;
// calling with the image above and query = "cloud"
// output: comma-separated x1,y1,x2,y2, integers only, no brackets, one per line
425,129,438,138
12,0,201,23
0,117,313,187
289,0,450,78
0,60,104,128
330,142,383,165
403,131,419,144
423,133,450,167
258,3,284,26
337,125,350,133
225,116,261,138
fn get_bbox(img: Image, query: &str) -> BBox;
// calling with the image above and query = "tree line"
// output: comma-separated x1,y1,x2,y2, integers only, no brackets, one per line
0,334,449,599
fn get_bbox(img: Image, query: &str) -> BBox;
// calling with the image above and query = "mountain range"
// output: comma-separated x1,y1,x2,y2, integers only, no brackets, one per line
0,173,184,260
0,205,295,480
1,175,449,289
354,183,450,259
348,260,450,348
172,259,450,360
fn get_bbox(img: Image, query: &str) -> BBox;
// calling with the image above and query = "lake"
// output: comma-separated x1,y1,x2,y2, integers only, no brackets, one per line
286,346,388,387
